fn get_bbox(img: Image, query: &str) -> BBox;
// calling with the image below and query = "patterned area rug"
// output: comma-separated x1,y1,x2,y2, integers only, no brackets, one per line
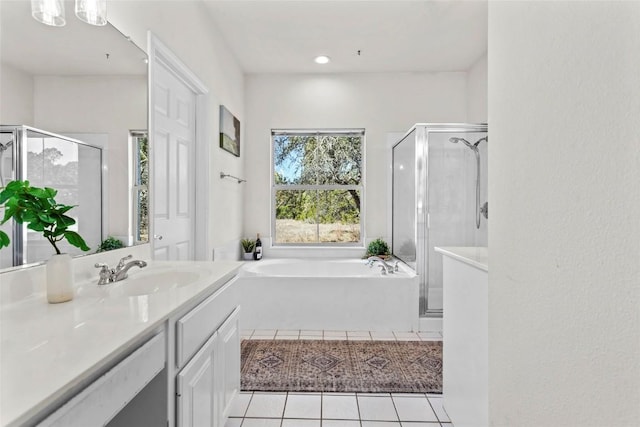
241,340,442,394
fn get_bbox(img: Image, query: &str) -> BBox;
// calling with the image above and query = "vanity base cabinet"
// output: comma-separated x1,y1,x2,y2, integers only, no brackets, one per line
177,331,220,427
176,306,240,427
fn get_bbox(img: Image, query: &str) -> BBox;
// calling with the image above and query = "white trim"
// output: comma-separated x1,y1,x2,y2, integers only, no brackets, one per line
386,132,405,247
148,32,210,261
419,316,443,333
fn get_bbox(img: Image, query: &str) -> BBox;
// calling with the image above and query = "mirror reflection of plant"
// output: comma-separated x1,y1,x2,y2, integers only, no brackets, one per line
97,236,125,253
0,180,90,254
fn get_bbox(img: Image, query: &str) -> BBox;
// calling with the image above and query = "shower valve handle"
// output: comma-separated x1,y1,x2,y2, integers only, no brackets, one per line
480,201,488,219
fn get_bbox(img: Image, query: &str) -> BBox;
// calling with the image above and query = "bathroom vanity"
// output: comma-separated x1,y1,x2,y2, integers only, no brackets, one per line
435,246,488,427
0,256,243,427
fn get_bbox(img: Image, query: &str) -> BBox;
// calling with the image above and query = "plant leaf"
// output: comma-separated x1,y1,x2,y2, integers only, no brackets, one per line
0,230,9,249
26,187,49,199
64,231,90,251
56,214,76,227
43,187,57,198
57,205,74,214
27,221,46,232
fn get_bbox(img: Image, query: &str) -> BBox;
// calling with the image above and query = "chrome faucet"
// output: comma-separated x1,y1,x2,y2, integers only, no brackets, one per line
113,259,147,281
94,255,148,285
366,256,399,274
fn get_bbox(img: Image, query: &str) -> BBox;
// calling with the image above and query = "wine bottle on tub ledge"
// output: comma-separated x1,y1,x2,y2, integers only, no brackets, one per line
0,180,90,303
254,233,262,260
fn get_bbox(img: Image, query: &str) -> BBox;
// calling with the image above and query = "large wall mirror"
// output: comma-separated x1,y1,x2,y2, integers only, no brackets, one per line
0,0,148,269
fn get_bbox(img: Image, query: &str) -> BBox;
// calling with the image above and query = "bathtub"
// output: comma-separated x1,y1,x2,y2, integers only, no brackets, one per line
236,258,419,331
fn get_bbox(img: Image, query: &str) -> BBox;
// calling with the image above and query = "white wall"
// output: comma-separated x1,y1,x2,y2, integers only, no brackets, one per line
243,72,468,245
108,1,245,255
466,53,488,123
33,76,146,239
0,63,34,125
488,2,640,425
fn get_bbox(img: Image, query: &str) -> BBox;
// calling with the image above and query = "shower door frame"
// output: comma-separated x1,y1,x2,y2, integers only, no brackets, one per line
392,123,488,317
0,125,107,266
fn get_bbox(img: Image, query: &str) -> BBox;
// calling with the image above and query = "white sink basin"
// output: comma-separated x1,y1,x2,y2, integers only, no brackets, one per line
77,265,211,298
112,271,200,296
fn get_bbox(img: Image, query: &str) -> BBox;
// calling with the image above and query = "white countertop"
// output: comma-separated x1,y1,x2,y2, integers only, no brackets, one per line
0,260,243,427
434,247,488,272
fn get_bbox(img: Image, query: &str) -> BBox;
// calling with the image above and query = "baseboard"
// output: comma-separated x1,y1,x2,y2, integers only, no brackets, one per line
419,316,443,333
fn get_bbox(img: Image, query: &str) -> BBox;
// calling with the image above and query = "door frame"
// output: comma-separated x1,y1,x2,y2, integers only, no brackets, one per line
148,32,210,260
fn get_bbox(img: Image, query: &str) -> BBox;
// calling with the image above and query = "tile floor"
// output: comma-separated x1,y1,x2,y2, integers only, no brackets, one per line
229,330,449,427
241,329,443,342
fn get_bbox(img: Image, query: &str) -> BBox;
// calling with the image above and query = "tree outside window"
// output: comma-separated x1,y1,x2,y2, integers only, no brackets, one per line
272,130,364,245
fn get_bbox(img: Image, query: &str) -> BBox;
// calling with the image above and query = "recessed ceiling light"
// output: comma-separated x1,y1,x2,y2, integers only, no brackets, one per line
314,55,330,65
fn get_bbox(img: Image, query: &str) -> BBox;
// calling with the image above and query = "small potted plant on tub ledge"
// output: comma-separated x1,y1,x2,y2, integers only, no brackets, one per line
0,180,90,303
365,238,391,259
240,238,256,261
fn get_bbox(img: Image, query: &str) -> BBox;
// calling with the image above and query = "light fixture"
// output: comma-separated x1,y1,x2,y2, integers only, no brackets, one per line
31,0,66,27
314,55,331,65
31,0,107,26
75,0,107,26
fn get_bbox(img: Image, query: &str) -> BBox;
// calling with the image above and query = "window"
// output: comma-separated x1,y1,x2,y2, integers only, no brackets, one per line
131,131,148,243
272,129,364,245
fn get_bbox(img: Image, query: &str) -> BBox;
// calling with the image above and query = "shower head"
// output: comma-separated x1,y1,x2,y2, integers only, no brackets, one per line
449,136,488,149
0,140,13,152
449,137,474,149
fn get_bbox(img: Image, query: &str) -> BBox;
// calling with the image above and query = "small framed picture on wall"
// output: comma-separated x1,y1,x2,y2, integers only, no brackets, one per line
219,105,240,157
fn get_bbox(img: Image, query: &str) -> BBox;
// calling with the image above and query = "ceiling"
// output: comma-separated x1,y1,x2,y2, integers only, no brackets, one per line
202,0,488,74
0,0,147,76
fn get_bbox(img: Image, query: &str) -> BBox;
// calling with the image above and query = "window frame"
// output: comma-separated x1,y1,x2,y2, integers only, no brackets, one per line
270,129,365,247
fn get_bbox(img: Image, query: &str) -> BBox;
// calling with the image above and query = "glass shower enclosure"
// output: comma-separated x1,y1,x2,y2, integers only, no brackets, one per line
0,125,104,268
392,123,488,316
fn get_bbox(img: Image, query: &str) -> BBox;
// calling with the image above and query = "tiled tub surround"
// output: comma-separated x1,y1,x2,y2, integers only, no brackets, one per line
237,258,419,331
0,247,243,427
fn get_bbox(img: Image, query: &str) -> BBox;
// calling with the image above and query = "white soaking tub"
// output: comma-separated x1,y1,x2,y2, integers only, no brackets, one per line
236,258,419,331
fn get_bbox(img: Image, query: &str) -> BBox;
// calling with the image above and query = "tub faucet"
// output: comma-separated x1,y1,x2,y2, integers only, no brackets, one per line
366,256,397,274
94,255,148,285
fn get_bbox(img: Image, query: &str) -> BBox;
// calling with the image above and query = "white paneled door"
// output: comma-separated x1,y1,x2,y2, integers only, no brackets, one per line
152,61,197,261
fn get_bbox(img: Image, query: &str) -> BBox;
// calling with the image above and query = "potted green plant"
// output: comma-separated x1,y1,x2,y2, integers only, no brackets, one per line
240,238,256,261
365,238,391,259
0,180,90,303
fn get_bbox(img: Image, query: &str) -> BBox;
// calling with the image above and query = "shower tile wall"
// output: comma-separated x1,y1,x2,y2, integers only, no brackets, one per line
427,131,487,311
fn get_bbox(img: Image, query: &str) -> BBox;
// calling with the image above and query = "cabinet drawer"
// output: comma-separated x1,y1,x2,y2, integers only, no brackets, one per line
176,277,238,369
37,332,166,427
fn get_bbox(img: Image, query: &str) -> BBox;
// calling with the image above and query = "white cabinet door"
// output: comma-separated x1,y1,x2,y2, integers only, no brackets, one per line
216,307,241,425
176,332,219,427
